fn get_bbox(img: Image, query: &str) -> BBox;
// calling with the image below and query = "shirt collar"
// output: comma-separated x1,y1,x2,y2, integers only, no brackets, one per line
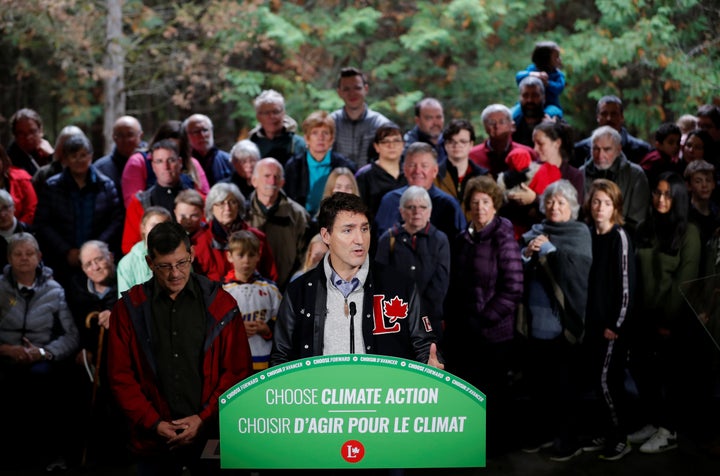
324,253,370,298
87,278,110,298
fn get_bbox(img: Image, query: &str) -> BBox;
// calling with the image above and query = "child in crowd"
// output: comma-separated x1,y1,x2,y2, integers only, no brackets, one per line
174,189,207,246
515,41,565,112
685,160,719,248
582,179,635,461
640,123,683,183
498,145,561,201
676,114,698,155
497,147,539,200
223,230,281,372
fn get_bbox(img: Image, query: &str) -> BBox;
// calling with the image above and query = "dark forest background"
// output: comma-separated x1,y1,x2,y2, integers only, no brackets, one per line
1,0,718,153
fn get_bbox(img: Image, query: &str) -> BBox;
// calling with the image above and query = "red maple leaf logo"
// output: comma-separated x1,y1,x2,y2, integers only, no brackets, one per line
383,296,408,323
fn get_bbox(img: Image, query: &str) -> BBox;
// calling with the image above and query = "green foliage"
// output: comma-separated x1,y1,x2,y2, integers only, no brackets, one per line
325,7,382,43
256,6,306,49
0,0,717,147
563,0,718,137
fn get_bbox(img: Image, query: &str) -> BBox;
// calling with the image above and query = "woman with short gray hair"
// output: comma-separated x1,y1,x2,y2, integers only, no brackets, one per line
443,175,523,454
227,139,261,198
375,185,449,340
194,182,277,282
519,178,592,460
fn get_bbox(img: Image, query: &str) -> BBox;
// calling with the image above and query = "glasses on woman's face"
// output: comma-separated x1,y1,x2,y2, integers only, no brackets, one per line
213,198,239,209
403,204,429,212
652,189,672,200
153,256,192,273
81,256,107,271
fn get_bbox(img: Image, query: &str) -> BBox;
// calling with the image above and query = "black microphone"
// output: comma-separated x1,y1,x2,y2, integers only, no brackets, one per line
349,302,357,354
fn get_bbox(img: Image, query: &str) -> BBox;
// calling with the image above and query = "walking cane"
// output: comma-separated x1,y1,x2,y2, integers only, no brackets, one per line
81,311,105,467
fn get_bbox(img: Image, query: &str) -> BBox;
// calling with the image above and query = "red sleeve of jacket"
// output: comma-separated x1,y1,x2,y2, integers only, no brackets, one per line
107,290,166,432
9,167,38,225
122,197,144,255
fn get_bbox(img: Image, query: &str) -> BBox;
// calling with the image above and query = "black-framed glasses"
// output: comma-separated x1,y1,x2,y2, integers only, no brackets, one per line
652,190,672,200
153,256,192,273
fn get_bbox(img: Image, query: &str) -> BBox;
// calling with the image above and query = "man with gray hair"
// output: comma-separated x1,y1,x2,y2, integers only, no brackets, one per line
245,157,310,290
573,95,652,167
222,139,261,198
249,89,306,165
580,125,650,233
330,67,392,168
375,142,466,242
182,113,233,185
511,76,563,148
469,104,538,179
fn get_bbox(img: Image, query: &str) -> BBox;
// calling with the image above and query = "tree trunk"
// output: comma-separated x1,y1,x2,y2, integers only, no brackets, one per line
103,0,125,155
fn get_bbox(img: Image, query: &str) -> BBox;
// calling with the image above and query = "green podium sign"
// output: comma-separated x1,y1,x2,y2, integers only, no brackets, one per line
219,355,486,469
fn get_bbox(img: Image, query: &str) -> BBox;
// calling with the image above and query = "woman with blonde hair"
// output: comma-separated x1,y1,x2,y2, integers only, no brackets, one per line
322,167,359,198
290,233,328,282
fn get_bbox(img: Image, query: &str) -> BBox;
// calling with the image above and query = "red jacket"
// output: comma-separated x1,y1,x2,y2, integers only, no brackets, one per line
193,223,278,283
107,275,252,455
6,166,37,224
469,140,538,179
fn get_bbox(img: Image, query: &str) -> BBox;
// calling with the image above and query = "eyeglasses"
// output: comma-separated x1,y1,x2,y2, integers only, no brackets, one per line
151,157,180,165
378,138,404,145
652,190,672,200
153,257,192,273
188,127,211,136
403,204,429,212
81,256,107,270
485,119,511,127
446,139,471,147
213,198,240,209
258,108,283,116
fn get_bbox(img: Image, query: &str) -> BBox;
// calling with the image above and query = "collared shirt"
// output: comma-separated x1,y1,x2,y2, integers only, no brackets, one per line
329,268,360,298
322,254,368,355
150,276,206,419
86,278,111,299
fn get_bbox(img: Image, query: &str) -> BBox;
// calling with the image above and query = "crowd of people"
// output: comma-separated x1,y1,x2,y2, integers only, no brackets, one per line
0,58,719,474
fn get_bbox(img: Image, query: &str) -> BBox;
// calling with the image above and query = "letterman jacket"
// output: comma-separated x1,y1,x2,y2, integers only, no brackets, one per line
270,258,439,366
